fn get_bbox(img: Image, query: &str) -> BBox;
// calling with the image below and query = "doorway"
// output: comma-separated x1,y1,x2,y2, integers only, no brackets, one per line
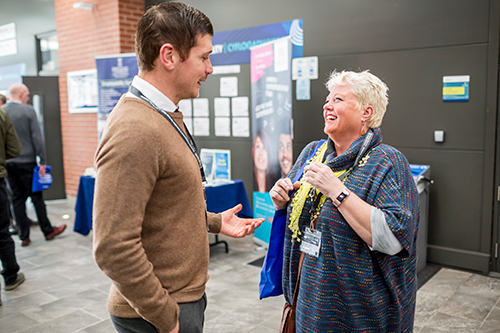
22,76,66,200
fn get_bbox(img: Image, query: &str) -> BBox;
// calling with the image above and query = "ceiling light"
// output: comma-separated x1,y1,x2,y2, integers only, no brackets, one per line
73,2,96,11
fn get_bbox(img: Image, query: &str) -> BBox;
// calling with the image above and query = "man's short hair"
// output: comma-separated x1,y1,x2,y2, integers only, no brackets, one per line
135,2,213,72
0,94,6,105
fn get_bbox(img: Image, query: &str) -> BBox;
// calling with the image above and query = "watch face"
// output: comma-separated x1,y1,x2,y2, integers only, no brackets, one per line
334,189,350,207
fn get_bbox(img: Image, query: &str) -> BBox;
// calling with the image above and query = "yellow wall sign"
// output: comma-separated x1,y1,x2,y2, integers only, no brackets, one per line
443,75,469,101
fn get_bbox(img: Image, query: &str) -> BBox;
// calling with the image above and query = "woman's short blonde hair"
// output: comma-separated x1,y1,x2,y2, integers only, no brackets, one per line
325,70,389,128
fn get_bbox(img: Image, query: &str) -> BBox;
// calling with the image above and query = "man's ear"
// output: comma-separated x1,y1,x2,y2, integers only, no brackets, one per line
158,43,176,70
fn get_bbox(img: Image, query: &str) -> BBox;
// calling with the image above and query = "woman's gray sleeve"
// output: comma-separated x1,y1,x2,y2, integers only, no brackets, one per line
369,206,404,255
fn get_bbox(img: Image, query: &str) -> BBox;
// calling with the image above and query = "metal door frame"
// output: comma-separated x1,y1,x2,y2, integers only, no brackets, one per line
490,0,500,274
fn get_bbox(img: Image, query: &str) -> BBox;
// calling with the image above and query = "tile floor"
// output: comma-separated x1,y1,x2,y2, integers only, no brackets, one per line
0,198,499,332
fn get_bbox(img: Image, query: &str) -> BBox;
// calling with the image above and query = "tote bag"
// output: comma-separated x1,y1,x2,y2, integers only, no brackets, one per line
32,165,53,192
259,140,325,299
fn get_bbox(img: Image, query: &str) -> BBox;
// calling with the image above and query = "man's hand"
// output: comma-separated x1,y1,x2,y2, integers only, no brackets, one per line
38,165,47,177
220,204,264,238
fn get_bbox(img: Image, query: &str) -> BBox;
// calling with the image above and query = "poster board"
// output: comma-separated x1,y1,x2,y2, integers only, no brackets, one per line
67,68,98,113
200,149,232,184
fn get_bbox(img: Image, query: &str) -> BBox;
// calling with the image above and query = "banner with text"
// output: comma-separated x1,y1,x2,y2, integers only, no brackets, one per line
251,37,293,246
95,53,138,140
211,19,303,66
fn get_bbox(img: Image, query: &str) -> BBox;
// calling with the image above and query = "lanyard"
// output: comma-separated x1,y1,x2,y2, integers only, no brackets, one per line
129,85,209,230
339,130,373,181
324,130,373,182
309,130,374,221
128,85,206,184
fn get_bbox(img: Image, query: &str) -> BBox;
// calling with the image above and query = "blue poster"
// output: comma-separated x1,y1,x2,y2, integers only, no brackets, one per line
95,53,138,114
251,37,293,246
211,19,303,66
253,192,276,245
95,53,138,140
214,151,230,180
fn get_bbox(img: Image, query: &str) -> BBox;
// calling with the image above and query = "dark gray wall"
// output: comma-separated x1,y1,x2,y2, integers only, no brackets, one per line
170,0,499,273
3,0,496,272
196,64,253,199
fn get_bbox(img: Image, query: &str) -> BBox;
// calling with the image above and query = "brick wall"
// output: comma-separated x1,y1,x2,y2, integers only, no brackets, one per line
55,0,143,196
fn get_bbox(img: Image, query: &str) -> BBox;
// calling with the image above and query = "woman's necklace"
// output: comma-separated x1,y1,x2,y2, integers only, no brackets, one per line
288,141,328,241
288,130,374,242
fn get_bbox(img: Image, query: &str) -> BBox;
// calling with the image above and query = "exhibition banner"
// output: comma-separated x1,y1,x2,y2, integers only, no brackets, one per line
95,53,138,140
211,19,303,66
251,37,293,246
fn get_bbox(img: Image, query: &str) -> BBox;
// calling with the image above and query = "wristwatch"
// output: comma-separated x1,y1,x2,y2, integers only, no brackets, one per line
333,188,350,207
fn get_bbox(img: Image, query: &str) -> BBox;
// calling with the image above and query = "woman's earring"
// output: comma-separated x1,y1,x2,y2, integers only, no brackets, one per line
361,120,366,135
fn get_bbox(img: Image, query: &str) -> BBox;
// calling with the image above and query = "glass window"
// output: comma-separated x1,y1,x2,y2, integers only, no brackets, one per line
36,31,59,75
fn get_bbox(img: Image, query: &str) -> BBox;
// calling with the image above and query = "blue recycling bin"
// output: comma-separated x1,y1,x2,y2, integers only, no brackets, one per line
410,164,431,274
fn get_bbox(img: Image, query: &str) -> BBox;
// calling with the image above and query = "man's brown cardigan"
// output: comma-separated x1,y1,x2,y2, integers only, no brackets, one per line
93,96,221,333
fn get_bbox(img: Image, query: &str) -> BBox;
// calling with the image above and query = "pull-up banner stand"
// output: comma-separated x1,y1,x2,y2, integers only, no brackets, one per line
251,36,293,247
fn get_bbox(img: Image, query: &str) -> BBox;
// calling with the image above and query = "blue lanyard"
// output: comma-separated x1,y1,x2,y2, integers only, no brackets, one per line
128,85,206,183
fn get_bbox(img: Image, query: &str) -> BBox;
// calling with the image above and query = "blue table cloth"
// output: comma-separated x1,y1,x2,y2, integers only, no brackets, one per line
205,180,253,218
74,177,252,236
74,176,95,236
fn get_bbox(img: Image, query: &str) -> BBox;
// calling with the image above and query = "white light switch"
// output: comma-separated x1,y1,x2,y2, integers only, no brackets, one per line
434,130,445,142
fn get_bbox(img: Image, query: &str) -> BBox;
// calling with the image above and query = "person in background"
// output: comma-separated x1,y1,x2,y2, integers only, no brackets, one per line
252,128,279,192
4,84,66,247
270,70,419,332
93,3,264,333
278,132,293,178
0,105,24,305
1,93,19,235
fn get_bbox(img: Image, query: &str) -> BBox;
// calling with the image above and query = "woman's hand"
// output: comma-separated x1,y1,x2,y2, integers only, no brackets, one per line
270,178,300,210
302,162,343,198
304,162,373,246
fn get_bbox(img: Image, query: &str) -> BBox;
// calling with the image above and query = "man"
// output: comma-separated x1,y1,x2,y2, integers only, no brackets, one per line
278,133,293,178
93,3,263,333
0,105,25,305
4,83,66,247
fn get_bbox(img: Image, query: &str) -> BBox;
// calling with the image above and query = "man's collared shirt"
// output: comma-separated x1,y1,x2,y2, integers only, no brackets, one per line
126,76,178,113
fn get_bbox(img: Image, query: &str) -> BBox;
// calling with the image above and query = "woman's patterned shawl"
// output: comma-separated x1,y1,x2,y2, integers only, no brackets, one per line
282,128,420,332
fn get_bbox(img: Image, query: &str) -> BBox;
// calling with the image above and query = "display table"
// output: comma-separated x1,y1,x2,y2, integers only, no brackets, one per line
74,176,95,236
74,177,252,252
205,180,253,252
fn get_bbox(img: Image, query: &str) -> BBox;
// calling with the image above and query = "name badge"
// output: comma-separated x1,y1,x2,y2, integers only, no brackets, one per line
300,227,322,257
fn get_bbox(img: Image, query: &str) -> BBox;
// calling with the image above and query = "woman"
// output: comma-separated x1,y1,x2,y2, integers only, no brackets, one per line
253,129,278,192
270,70,419,332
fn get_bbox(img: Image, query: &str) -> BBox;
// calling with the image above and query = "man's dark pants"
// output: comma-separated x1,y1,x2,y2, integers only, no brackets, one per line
0,178,20,285
6,162,53,240
111,293,207,333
